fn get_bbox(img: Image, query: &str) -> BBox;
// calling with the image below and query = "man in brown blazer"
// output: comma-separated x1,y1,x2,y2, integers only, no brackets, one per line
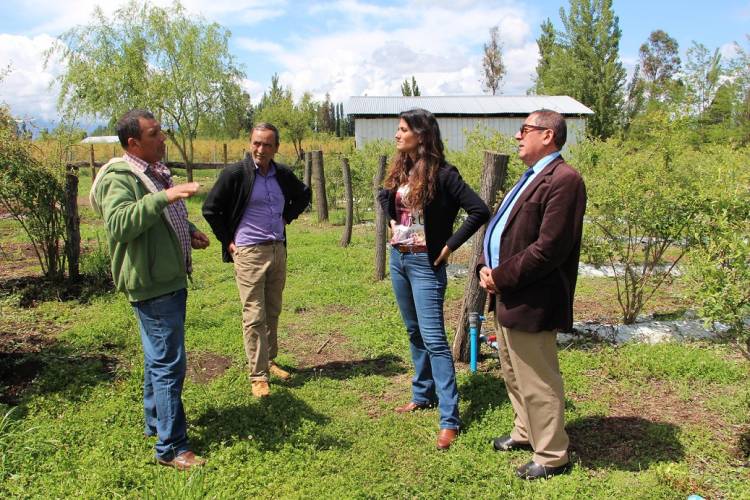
478,109,586,480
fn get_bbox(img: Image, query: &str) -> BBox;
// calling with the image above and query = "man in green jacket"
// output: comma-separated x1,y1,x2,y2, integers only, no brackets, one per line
90,109,210,470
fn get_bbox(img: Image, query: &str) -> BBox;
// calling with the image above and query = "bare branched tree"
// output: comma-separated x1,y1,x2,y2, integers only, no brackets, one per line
482,26,506,95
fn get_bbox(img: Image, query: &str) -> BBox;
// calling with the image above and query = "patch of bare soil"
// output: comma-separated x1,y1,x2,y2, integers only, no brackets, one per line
0,316,120,405
0,353,46,404
573,295,622,324
0,318,59,354
186,351,233,384
567,377,746,475
0,302,62,404
604,380,723,430
280,310,409,410
280,326,358,369
0,240,41,280
738,426,750,463
358,372,415,419
0,275,114,308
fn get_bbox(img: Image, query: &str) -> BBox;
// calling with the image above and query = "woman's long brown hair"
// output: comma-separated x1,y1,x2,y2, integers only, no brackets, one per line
383,108,445,210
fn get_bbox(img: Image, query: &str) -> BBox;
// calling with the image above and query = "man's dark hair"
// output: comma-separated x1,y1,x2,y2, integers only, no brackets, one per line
116,109,155,149
252,122,280,146
530,109,567,150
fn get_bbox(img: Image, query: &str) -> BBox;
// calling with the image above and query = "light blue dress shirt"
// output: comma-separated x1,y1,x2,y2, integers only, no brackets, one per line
485,151,561,269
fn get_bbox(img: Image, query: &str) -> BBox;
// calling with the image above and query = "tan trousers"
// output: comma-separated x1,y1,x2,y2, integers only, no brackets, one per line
496,318,569,466
233,242,286,381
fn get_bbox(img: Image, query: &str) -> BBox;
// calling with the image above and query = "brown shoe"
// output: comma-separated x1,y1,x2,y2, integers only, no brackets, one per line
251,380,270,398
157,450,206,471
436,428,459,450
394,401,434,413
269,361,291,380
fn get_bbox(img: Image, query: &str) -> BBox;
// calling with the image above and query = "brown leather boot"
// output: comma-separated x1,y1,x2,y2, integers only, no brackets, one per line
251,380,270,397
436,429,459,450
394,401,433,413
269,361,291,380
157,451,206,470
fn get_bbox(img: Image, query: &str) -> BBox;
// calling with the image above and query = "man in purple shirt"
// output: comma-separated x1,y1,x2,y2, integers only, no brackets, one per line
203,123,310,397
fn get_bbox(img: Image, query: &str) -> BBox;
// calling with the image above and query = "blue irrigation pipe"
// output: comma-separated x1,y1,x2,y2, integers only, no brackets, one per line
469,312,483,372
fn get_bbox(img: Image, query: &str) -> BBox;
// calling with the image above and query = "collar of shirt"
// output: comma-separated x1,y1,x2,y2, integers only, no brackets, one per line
254,160,277,177
123,151,171,178
530,151,561,175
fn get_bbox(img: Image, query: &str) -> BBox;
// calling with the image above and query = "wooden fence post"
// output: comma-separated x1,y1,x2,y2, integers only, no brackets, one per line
304,151,312,187
223,143,228,166
340,158,353,247
373,154,388,280
312,150,328,222
452,151,509,362
64,165,81,280
89,144,96,179
304,151,313,212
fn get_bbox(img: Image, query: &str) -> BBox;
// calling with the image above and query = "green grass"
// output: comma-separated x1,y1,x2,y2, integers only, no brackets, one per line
0,184,749,498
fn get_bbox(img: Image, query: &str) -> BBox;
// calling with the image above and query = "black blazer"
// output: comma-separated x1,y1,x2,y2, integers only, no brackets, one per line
378,162,490,268
202,155,311,262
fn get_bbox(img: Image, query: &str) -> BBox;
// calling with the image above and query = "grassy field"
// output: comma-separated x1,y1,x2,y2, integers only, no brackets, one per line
46,135,356,167
0,171,748,498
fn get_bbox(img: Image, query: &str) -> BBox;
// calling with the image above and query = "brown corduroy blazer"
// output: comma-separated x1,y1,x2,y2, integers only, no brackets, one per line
477,156,587,333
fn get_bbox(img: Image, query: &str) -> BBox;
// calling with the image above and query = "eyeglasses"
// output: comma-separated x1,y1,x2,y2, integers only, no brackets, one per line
518,124,549,138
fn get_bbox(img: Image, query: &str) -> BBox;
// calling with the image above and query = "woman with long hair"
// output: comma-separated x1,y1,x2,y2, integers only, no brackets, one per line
378,108,489,450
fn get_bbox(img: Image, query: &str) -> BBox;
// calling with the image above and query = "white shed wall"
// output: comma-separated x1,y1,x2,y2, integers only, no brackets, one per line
354,116,587,152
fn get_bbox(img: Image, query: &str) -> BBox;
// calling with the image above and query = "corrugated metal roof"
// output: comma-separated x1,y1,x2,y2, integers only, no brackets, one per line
345,95,594,116
80,135,120,144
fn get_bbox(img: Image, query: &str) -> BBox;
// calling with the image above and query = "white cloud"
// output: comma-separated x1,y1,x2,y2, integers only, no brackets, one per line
239,2,537,102
308,0,400,18
240,78,266,100
720,42,740,60
0,34,63,121
4,0,285,36
235,38,286,56
180,0,287,26
8,0,120,36
1,0,544,121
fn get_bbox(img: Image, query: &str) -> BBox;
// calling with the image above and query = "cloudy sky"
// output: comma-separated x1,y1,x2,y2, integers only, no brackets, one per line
0,0,748,125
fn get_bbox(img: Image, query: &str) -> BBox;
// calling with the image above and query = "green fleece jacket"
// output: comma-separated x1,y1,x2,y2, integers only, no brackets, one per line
90,158,195,302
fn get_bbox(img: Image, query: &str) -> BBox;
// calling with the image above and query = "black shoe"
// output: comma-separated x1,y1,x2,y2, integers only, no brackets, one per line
492,435,533,452
516,461,572,480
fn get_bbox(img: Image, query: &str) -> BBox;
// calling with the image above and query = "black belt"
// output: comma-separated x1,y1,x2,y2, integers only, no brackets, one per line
247,240,279,246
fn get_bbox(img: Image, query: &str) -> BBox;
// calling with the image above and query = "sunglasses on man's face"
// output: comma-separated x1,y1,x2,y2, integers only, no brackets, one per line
518,124,549,137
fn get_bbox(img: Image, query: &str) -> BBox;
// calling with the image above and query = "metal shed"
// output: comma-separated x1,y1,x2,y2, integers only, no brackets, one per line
80,135,120,144
345,95,594,151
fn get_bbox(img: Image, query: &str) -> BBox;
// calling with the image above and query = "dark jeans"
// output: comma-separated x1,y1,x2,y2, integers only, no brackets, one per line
132,288,190,460
390,248,460,430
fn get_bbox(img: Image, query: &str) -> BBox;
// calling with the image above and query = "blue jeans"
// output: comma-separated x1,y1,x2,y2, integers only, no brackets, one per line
390,248,460,430
132,288,190,460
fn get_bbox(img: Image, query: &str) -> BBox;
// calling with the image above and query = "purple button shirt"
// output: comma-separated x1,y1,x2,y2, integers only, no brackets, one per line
234,162,285,246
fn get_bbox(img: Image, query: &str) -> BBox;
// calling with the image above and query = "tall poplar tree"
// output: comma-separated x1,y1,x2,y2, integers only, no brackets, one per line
533,0,626,139
401,76,421,96
318,93,335,133
684,42,723,116
532,19,558,94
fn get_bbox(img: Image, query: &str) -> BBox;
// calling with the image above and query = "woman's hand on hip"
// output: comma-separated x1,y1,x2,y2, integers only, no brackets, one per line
434,245,452,266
